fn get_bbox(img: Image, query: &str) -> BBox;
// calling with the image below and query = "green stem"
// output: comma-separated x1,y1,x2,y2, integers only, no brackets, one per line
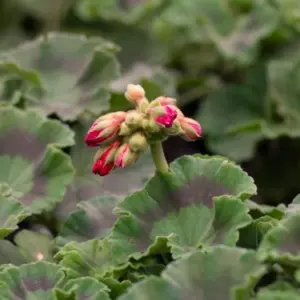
150,142,169,173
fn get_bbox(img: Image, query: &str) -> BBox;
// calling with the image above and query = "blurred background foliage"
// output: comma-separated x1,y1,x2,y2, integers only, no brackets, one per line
1,0,300,209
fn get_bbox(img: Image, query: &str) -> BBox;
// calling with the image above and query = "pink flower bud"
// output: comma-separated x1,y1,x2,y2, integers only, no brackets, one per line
115,143,139,168
149,105,178,128
179,117,202,141
125,84,146,105
92,140,120,176
84,112,126,147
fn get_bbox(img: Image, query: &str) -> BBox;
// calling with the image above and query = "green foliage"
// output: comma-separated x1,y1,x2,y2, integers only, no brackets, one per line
0,1,299,299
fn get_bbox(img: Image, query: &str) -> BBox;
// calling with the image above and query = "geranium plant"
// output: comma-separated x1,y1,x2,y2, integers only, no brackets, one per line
0,0,300,299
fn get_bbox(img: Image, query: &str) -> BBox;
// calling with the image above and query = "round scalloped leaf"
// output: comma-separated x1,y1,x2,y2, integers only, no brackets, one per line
55,237,168,281
14,230,54,262
55,119,154,220
0,196,30,239
0,261,66,299
110,155,255,258
120,246,265,300
0,33,120,121
75,0,171,24
57,196,119,246
0,240,27,266
253,290,300,300
59,277,111,300
0,107,74,213
162,246,265,300
118,277,177,300
258,213,300,266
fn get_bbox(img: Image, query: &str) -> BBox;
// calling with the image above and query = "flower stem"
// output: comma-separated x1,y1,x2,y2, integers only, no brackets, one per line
150,142,169,173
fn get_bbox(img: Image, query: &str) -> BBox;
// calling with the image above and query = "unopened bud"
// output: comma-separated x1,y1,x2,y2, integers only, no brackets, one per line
92,140,121,176
129,132,148,152
179,117,202,141
119,122,132,136
85,112,126,147
125,84,145,104
149,104,178,128
125,111,144,129
115,143,139,168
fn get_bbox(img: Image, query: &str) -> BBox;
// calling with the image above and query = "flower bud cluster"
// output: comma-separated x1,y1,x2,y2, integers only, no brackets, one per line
85,84,202,176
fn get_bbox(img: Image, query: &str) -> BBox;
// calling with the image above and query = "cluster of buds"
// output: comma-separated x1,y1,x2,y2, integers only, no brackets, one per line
84,84,202,176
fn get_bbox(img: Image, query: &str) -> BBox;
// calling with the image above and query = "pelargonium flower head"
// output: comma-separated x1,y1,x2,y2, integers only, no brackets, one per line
179,117,202,141
92,140,121,176
84,111,126,147
115,143,139,168
149,104,178,128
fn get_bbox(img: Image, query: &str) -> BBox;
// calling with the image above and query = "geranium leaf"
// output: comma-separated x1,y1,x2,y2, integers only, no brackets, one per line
56,119,154,219
0,33,120,121
258,213,300,266
120,246,265,300
162,247,265,300
57,196,119,246
118,277,177,300
75,0,171,25
152,196,251,258
0,106,74,213
0,261,66,299
14,230,54,262
55,236,169,279
110,154,255,259
0,196,30,239
59,277,111,300
253,290,300,300
0,240,27,266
